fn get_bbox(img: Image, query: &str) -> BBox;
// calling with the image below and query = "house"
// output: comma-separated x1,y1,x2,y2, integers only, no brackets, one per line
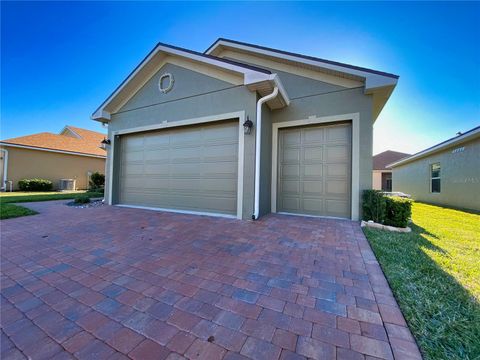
0,126,106,191
388,125,480,211
372,150,410,191
92,38,398,220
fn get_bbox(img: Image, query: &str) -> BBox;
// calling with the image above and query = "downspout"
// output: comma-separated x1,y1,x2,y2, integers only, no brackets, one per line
1,148,8,191
252,86,279,220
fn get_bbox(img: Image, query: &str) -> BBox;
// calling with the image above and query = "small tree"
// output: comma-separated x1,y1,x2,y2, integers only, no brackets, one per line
89,172,105,190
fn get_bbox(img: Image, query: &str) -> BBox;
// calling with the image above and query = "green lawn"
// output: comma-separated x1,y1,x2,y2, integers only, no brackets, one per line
363,202,480,360
0,191,104,220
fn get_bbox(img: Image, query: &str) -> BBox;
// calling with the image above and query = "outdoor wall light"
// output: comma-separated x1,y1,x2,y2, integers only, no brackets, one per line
243,117,253,135
101,138,111,146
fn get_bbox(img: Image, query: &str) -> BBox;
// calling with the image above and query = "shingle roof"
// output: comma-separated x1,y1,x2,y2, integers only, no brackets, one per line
373,150,411,170
206,38,400,79
0,126,106,157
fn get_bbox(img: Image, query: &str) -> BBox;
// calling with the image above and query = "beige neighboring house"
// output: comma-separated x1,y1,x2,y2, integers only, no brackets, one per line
388,125,480,211
372,150,410,191
0,126,106,191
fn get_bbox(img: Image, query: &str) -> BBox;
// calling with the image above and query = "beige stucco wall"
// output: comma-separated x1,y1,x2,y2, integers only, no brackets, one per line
372,170,383,190
1,146,106,190
392,137,480,211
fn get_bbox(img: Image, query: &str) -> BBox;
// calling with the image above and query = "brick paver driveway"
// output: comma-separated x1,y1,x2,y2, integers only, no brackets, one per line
1,201,421,360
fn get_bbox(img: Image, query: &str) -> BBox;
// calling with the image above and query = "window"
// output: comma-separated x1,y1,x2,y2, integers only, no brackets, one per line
431,163,441,193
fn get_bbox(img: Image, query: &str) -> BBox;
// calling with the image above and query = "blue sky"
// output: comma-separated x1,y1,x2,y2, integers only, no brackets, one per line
2,1,479,154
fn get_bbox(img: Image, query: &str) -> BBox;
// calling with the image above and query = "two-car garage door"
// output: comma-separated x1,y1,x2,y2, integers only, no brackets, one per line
119,121,238,216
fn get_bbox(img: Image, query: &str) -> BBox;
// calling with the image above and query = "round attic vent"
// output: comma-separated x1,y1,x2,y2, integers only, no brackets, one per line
158,73,174,94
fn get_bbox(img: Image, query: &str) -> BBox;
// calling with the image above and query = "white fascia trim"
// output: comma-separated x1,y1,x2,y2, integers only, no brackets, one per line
60,126,82,138
115,204,237,219
0,143,106,159
91,44,271,122
271,113,360,221
207,40,397,91
388,127,480,168
109,111,245,220
269,74,290,106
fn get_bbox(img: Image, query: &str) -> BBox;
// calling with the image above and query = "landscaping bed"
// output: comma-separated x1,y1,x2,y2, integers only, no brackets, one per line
363,202,480,360
0,191,104,220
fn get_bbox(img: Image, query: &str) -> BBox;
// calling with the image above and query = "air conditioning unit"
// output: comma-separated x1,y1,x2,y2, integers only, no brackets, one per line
59,179,76,191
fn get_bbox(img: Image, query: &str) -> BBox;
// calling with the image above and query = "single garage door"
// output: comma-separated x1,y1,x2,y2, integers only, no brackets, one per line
119,121,238,216
277,122,351,218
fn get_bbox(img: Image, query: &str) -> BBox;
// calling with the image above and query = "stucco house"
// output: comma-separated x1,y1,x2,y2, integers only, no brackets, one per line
0,126,106,191
372,150,410,191
389,125,480,211
92,38,398,220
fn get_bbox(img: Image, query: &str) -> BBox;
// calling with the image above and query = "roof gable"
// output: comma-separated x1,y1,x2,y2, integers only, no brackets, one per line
206,38,398,120
118,62,236,113
92,42,289,122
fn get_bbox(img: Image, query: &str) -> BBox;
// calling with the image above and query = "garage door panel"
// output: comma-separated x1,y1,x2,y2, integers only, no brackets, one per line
281,164,300,178
144,163,169,175
303,128,325,143
304,164,323,177
119,121,238,215
326,199,349,216
304,147,323,161
144,149,170,161
124,151,143,162
283,148,300,162
123,136,144,150
278,123,351,218
303,198,324,213
326,163,348,177
326,180,348,195
326,126,349,142
281,197,300,211
144,133,169,147
303,181,324,194
282,180,300,194
283,130,301,145
326,145,349,162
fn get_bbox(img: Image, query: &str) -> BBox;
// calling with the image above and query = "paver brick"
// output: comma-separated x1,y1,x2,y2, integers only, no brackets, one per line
129,339,171,360
0,202,420,360
185,338,226,360
240,336,282,360
296,336,335,360
350,334,393,359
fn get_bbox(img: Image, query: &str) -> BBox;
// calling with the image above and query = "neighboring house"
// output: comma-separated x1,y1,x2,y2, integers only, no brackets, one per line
92,38,398,220
388,125,480,211
0,126,106,191
372,150,410,191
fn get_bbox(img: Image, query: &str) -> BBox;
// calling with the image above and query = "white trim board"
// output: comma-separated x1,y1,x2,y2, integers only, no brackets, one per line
271,113,360,221
109,111,246,220
0,143,106,159
115,204,237,220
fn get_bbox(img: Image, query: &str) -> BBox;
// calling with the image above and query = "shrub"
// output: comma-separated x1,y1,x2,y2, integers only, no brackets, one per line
89,172,105,190
362,190,386,223
18,178,53,192
384,196,412,228
74,195,91,204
